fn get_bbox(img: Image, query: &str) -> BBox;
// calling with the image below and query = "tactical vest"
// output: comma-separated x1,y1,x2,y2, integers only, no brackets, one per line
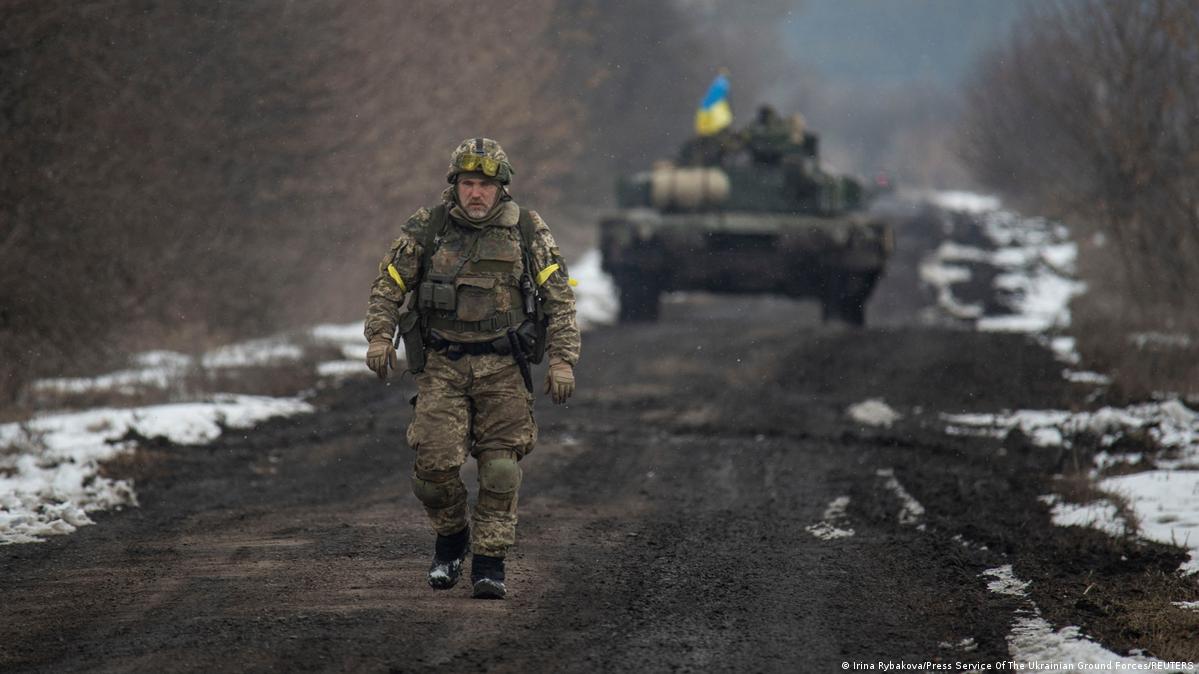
415,204,539,339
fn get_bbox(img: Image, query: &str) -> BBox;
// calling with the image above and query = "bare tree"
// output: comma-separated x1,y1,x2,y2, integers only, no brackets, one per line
0,0,798,405
959,0,1199,325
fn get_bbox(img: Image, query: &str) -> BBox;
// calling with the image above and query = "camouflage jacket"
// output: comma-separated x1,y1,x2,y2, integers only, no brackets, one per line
364,199,581,366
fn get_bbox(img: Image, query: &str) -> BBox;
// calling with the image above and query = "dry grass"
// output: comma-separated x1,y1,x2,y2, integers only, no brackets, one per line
98,448,172,483
1067,235,1199,405
1051,471,1142,538
1072,308,1199,405
1025,527,1199,663
1092,570,1199,661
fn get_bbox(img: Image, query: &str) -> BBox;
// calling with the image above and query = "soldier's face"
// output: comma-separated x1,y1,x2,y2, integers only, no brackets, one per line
457,175,501,219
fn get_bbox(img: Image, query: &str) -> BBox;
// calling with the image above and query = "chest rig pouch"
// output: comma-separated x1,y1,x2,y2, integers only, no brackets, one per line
416,211,524,333
417,272,458,312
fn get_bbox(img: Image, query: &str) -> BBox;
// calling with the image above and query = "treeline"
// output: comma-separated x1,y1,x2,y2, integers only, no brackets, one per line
0,0,791,405
958,0,1199,388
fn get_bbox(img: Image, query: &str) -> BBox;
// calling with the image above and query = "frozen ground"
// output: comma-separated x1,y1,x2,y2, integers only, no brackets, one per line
3,252,618,546
928,193,1199,575
5,195,1194,668
926,192,1199,664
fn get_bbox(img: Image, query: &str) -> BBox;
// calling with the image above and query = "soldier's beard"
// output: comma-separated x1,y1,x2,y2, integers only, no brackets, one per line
465,201,491,218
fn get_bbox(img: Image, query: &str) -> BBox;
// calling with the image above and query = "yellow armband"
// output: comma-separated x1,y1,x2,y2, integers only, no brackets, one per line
387,264,406,293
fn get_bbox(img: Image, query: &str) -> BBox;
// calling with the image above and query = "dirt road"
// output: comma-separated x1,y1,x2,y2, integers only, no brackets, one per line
3,208,1194,672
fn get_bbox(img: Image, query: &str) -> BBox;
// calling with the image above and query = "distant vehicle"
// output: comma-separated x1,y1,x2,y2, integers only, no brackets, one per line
599,105,893,325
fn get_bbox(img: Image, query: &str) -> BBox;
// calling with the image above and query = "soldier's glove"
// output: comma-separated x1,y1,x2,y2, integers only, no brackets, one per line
366,337,399,380
544,359,575,405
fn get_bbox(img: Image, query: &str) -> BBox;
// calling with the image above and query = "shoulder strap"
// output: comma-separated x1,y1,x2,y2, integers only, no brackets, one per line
419,204,450,277
516,208,536,256
519,208,568,283
517,208,546,318
516,207,535,278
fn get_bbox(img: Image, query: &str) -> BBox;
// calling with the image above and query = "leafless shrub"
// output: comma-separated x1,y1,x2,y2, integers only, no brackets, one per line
0,1,573,406
958,0,1199,395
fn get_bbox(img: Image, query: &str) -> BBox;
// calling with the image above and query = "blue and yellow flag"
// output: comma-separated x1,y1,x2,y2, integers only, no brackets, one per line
695,73,733,136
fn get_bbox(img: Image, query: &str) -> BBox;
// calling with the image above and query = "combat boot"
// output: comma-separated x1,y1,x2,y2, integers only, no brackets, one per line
427,527,469,589
470,554,506,599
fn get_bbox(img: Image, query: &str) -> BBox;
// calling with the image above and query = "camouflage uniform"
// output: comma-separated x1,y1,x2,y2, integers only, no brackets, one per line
364,181,580,558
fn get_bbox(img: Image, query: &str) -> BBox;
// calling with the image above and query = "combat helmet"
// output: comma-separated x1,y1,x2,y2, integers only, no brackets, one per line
447,137,514,185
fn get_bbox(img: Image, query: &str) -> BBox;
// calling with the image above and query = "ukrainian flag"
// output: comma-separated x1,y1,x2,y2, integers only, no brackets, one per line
695,73,733,136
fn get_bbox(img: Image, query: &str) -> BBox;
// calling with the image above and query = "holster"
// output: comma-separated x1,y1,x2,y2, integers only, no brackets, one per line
396,310,426,374
516,318,548,365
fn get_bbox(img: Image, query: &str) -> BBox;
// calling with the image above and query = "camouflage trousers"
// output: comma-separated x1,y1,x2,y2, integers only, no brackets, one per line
406,348,537,558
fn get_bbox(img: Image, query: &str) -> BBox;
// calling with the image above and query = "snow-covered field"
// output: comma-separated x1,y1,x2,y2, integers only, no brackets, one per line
1,252,618,545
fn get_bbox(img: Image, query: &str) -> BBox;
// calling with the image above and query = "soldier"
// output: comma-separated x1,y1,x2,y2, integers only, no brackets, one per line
363,138,580,599
744,104,792,164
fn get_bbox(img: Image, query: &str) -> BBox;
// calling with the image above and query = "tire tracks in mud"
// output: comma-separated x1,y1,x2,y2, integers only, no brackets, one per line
0,303,1000,671
4,260,1194,670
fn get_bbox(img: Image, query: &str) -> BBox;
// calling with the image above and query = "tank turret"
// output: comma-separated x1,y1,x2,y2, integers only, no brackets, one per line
601,105,893,325
619,105,866,216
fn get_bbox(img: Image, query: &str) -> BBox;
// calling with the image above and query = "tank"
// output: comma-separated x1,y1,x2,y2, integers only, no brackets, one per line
600,105,893,324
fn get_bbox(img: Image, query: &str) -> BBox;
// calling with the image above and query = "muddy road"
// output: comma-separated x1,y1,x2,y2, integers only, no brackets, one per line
3,209,1192,672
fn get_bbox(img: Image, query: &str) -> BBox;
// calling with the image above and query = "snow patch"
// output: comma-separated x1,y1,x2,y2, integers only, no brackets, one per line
946,402,1199,574
316,360,371,378
0,395,313,544
1047,335,1081,365
922,198,1087,338
32,365,182,395
941,401,1199,468
983,564,1031,597
847,399,901,428
1130,332,1194,350
571,249,618,329
1007,615,1178,669
976,268,1085,334
928,190,1001,214
1038,494,1129,537
938,638,978,652
952,533,989,552
918,258,983,319
310,322,373,361
200,339,304,368
1062,370,1112,385
877,468,925,527
806,495,855,540
1100,470,1199,575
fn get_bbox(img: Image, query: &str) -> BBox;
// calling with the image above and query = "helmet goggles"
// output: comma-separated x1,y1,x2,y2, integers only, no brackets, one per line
456,153,503,178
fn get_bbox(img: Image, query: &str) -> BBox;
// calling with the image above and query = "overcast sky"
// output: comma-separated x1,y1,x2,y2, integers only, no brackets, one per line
783,0,1036,88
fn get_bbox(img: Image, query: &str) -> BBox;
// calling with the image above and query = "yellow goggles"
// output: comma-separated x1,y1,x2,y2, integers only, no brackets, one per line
456,153,503,177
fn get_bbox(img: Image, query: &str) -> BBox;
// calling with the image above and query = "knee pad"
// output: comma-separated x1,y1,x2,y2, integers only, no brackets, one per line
478,456,522,496
411,470,465,509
